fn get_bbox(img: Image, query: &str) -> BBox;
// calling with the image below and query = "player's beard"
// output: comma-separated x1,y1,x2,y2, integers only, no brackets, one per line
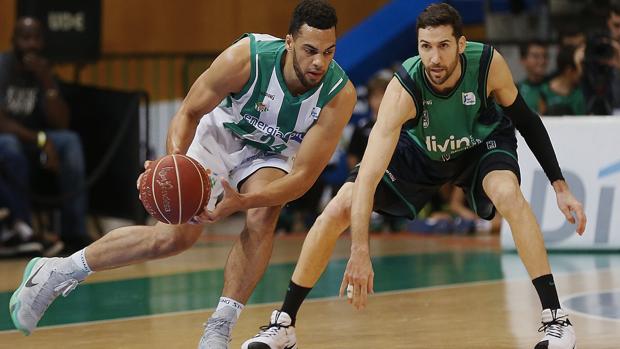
292,47,316,89
425,51,460,86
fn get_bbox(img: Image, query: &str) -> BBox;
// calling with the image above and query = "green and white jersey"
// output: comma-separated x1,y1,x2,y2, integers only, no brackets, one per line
395,41,505,162
217,33,348,157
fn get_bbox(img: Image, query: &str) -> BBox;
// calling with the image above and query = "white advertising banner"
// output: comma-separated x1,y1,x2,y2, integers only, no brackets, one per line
501,117,620,250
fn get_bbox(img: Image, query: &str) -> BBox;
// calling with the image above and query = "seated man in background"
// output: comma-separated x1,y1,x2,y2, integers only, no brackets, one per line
517,39,549,113
0,17,91,252
540,45,586,116
0,143,64,257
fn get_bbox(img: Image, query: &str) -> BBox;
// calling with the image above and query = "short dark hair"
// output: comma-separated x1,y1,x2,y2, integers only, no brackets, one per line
610,2,620,17
416,3,463,39
288,0,338,36
556,45,577,73
367,70,392,97
519,39,547,59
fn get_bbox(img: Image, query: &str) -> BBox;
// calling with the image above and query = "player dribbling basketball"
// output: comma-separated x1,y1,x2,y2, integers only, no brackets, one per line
9,2,356,348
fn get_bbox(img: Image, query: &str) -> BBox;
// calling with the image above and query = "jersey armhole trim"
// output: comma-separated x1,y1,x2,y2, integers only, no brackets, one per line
394,66,421,120
232,33,257,99
477,44,494,109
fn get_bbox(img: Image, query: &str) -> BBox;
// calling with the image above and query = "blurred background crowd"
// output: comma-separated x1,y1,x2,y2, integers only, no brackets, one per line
1,0,618,258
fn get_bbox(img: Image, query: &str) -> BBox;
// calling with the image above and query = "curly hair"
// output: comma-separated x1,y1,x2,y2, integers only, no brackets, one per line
289,0,338,36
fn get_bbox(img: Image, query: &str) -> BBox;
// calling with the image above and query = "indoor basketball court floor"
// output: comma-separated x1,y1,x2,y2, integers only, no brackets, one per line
1,232,619,348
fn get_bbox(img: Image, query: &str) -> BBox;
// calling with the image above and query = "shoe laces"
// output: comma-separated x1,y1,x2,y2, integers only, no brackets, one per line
32,272,79,318
258,322,290,337
54,279,79,297
538,315,571,339
203,317,233,341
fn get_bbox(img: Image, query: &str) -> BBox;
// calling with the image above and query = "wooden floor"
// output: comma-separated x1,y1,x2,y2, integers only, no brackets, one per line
1,232,619,348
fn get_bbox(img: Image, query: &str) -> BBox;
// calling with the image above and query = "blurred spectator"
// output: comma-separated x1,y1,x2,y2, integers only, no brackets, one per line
608,3,620,42
606,3,620,112
347,69,392,169
0,17,91,252
408,185,501,235
517,40,549,113
448,186,502,234
540,45,586,115
558,26,586,48
0,141,65,257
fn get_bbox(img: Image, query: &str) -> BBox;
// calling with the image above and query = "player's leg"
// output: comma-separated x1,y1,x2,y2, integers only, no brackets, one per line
482,170,574,349
10,220,204,335
240,182,353,349
199,167,286,349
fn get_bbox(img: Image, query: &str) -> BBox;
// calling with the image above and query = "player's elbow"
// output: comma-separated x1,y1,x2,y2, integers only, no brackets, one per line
289,170,319,201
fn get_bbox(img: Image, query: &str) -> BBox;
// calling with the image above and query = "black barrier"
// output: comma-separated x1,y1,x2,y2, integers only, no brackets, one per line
17,0,101,62
59,82,149,223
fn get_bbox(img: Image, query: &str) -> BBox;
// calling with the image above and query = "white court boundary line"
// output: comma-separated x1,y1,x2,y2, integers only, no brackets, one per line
2,265,619,334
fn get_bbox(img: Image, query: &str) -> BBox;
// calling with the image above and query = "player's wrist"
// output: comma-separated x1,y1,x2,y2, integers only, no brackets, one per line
351,244,370,254
552,179,569,193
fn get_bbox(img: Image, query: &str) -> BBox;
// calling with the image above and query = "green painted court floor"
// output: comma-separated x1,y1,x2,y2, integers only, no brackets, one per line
1,251,618,331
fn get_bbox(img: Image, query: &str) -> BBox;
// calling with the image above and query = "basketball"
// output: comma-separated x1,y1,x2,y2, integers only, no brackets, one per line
139,154,211,224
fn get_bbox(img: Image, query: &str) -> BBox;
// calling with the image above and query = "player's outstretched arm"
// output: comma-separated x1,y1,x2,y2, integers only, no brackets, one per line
488,50,586,235
166,38,251,154
203,80,357,222
343,77,416,310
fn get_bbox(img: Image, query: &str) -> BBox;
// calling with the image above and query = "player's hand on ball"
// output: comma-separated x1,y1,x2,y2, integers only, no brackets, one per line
136,160,153,192
194,179,246,223
339,248,374,310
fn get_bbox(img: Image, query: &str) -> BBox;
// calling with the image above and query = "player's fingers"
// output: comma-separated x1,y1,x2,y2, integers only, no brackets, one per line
575,206,587,235
221,179,235,194
143,160,152,169
360,281,368,309
338,274,349,297
560,206,575,224
368,273,375,294
353,282,363,309
339,275,348,298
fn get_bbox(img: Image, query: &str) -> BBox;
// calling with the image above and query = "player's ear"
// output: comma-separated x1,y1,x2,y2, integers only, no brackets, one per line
457,36,466,54
285,34,294,51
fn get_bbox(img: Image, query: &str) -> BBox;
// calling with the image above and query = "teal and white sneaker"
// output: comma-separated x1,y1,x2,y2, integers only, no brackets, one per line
241,310,297,349
9,257,86,335
197,307,237,349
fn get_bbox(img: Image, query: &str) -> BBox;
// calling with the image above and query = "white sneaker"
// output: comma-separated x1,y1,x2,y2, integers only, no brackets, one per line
241,310,297,349
198,307,237,349
535,308,576,349
9,257,86,335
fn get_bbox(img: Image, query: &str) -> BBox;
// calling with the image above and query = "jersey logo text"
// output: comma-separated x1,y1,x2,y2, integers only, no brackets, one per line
462,92,476,106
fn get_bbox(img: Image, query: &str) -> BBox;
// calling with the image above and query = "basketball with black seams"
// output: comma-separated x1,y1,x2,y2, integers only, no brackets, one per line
139,154,211,224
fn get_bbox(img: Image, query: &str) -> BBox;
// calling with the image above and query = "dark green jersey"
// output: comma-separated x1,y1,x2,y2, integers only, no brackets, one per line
517,79,544,113
539,82,586,116
395,41,505,161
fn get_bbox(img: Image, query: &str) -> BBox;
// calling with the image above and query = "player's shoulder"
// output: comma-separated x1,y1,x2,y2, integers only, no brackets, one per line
401,56,422,74
331,79,356,105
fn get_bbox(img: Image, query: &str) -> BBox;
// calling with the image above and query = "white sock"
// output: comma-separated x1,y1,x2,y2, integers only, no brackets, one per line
214,297,244,321
69,248,94,275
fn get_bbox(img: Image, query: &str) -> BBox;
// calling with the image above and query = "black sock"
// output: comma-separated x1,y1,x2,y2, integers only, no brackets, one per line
280,280,312,326
532,274,561,310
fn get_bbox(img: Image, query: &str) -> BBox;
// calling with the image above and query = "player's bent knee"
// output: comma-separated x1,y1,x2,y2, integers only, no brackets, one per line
149,223,201,257
246,206,282,235
487,183,525,213
329,183,354,219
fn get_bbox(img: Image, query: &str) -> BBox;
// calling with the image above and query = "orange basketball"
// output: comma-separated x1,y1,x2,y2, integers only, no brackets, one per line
139,154,211,224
